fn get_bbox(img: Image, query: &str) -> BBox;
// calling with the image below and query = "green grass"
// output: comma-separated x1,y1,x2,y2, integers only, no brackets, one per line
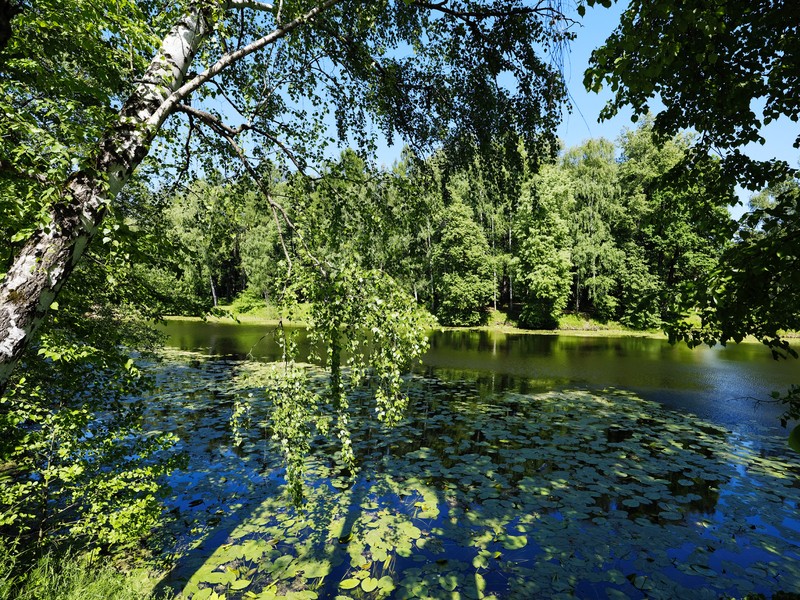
168,299,664,339
472,308,664,338
164,302,312,325
558,313,626,331
0,541,166,600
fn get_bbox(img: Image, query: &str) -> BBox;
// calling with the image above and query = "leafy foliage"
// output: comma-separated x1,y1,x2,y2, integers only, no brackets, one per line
583,0,798,187
431,201,495,326
512,167,572,328
667,176,800,354
0,193,184,551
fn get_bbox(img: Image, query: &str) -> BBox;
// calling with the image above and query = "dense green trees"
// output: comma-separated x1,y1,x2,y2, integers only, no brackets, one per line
512,166,571,328
562,138,622,319
0,0,576,394
141,121,738,336
431,200,495,326
583,0,799,352
615,123,737,329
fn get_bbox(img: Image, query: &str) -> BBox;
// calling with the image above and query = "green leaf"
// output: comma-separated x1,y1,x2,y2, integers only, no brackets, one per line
339,579,360,590
499,534,527,550
788,424,800,452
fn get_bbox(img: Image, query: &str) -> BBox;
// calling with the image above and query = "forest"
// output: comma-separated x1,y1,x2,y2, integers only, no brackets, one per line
0,0,799,598
137,121,742,333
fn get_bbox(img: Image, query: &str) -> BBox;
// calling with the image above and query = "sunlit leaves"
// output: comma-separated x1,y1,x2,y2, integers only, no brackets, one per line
584,0,797,188
431,200,495,326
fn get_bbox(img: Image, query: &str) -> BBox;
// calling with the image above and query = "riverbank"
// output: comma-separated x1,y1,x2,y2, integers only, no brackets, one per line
164,306,667,339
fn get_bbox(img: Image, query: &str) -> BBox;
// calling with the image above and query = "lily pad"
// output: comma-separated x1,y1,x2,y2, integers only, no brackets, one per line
339,578,360,590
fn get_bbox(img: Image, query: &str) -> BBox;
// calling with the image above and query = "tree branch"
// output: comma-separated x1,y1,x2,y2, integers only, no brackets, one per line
411,0,567,20
176,104,326,277
158,0,343,121
227,0,274,12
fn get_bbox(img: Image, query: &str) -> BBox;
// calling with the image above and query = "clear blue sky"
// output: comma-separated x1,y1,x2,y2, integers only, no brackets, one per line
556,1,634,149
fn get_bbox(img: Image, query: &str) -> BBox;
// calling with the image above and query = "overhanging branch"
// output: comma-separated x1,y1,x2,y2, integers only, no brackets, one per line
158,0,343,122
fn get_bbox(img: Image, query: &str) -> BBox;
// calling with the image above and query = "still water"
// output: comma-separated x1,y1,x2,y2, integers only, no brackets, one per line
161,319,800,435
152,320,800,598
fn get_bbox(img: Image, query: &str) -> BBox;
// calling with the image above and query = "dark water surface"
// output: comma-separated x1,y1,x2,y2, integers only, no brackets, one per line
151,320,800,599
161,320,800,435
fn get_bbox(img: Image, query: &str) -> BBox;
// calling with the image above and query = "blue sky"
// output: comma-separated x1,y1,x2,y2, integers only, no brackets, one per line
555,1,634,149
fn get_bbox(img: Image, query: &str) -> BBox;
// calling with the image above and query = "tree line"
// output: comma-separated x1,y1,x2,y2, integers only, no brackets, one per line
145,118,740,331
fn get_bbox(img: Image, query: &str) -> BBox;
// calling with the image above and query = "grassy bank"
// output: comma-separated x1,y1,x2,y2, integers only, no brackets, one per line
164,303,311,326
0,543,163,600
164,304,665,339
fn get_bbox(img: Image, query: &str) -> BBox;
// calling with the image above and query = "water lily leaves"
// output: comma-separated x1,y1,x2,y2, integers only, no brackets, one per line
686,563,717,577
627,573,655,591
472,551,490,569
659,510,683,521
361,577,379,592
200,570,237,585
230,579,252,590
377,575,395,593
192,588,214,600
439,573,459,591
788,425,800,452
149,352,800,600
339,578,360,590
265,554,295,577
299,559,332,579
282,592,318,600
498,534,527,550
398,521,422,540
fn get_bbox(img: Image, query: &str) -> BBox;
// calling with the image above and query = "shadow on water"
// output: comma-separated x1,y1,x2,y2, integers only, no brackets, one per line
145,349,800,599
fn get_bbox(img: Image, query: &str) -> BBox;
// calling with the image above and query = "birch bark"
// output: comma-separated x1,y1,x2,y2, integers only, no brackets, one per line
0,0,345,394
0,9,212,393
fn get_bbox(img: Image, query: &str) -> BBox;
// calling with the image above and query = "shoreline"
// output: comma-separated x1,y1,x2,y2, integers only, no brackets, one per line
160,314,800,346
160,313,667,341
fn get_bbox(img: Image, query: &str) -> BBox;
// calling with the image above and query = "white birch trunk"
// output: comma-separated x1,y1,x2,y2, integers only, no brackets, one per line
0,9,212,394
0,0,342,394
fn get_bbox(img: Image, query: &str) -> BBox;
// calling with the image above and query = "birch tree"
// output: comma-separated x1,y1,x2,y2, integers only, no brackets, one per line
0,0,575,394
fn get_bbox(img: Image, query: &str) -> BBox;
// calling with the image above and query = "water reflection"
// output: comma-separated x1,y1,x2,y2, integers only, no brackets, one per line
160,321,800,434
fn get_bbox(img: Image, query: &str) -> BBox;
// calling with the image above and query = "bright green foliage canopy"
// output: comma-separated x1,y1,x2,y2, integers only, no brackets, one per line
561,138,622,319
431,200,495,326
512,166,572,328
583,0,798,356
615,121,736,329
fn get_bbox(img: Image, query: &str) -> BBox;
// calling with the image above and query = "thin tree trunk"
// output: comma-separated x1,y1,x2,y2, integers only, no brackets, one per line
210,276,219,307
491,213,496,310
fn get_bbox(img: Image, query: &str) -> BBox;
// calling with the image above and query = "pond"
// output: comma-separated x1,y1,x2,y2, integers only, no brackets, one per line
149,320,800,599
162,320,799,434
